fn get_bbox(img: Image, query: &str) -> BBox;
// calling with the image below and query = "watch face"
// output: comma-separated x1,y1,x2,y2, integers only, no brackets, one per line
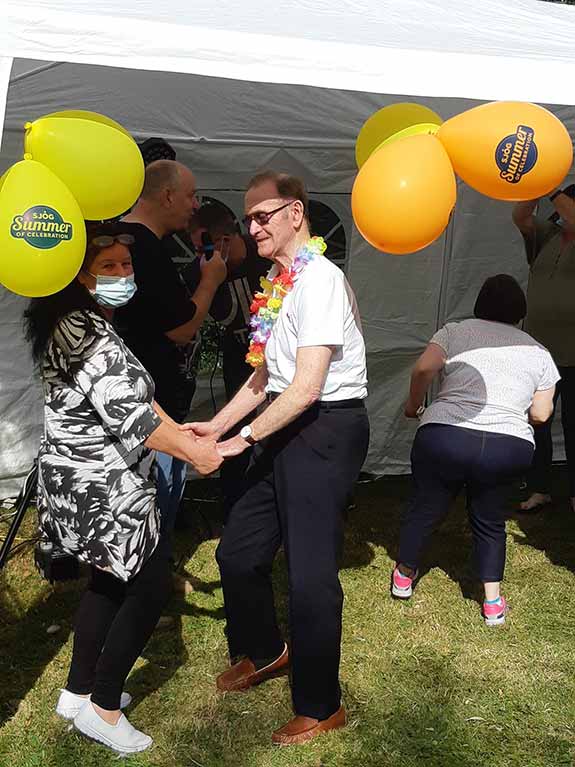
240,426,251,439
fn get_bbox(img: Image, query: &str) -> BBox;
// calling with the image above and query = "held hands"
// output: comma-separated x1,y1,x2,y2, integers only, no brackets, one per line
181,430,222,476
180,421,250,460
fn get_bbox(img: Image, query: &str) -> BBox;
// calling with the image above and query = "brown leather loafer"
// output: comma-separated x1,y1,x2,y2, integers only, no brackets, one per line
272,705,346,746
216,644,289,692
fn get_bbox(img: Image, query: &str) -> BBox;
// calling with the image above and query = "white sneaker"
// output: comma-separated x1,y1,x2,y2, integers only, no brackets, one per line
56,688,132,721
74,702,152,754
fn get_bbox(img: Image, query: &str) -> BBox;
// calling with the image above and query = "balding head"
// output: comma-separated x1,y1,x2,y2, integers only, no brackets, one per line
138,160,199,233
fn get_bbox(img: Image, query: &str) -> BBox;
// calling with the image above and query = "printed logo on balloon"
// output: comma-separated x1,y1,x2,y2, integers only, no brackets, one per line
495,125,537,185
10,205,73,249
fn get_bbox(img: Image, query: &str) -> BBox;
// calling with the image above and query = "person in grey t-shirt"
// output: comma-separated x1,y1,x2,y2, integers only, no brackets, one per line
391,275,559,627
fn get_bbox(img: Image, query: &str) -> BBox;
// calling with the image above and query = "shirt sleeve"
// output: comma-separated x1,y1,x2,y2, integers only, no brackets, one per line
429,325,449,355
129,240,196,333
54,312,162,452
537,351,561,392
524,219,558,266
294,266,346,348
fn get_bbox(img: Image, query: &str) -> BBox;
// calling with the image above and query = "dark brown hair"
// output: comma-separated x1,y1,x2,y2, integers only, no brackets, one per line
474,274,527,325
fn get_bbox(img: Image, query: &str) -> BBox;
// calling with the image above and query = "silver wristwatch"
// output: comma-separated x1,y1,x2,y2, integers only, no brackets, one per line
239,425,257,445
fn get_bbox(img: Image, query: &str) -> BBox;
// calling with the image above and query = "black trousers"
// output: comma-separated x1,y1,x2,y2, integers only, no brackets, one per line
66,539,172,710
399,424,533,583
529,365,575,498
216,403,369,720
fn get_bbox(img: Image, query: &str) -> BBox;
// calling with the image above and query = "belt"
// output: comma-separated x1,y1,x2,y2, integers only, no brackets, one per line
266,392,365,410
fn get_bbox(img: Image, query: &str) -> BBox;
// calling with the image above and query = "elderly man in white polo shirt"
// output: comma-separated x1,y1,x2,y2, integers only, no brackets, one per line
188,170,369,745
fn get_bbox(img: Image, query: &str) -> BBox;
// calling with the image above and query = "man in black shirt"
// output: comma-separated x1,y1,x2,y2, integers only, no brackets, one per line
116,161,227,537
190,203,270,515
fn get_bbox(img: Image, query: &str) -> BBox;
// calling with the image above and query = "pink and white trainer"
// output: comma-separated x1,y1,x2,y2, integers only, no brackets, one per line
391,566,417,599
482,596,507,627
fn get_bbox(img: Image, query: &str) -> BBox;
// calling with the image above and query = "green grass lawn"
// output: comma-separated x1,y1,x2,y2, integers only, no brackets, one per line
1,473,574,767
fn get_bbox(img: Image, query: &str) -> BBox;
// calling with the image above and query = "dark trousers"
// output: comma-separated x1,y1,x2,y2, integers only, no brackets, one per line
66,540,172,709
216,403,369,720
529,365,575,498
399,424,533,583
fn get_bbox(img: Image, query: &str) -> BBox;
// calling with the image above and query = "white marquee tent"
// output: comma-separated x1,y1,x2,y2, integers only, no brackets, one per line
0,0,574,496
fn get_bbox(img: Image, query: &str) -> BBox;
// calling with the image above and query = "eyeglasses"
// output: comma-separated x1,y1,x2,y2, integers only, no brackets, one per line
242,201,294,229
90,234,135,248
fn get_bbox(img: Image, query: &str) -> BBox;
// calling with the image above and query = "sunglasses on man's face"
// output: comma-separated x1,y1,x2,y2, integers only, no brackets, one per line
91,234,135,248
242,201,294,229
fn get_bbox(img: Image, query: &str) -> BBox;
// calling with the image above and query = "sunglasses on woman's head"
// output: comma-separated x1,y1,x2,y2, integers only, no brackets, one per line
91,234,135,248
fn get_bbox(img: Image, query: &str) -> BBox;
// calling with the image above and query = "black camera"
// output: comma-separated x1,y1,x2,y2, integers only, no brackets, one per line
34,539,79,583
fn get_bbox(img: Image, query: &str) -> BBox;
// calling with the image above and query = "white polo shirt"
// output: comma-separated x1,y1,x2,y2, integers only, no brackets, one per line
264,255,368,401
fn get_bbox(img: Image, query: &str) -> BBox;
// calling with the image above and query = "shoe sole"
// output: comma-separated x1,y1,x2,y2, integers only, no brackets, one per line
74,721,152,754
484,614,506,627
391,583,412,599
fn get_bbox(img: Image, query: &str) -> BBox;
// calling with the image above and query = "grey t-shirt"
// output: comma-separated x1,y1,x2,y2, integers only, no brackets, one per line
419,319,560,444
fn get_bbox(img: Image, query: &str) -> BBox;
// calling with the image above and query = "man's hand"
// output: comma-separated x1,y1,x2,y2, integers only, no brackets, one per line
200,250,227,287
179,421,223,440
217,434,250,459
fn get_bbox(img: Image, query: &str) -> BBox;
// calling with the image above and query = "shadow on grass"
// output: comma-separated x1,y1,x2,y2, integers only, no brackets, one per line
510,464,575,577
0,560,79,727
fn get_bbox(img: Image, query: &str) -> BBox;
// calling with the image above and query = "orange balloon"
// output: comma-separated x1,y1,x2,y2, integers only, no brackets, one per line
437,101,573,201
352,134,456,255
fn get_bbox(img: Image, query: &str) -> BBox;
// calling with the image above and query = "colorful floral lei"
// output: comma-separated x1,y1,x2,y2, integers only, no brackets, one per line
245,236,327,368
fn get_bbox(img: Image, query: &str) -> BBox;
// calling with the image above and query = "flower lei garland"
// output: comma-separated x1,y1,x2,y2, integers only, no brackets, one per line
245,236,327,367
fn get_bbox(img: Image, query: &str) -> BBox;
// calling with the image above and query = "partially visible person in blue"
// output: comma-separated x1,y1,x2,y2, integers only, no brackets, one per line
25,222,221,755
115,160,227,541
393,275,558,626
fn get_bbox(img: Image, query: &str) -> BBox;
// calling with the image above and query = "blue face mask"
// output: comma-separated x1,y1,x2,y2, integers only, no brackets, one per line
88,273,137,308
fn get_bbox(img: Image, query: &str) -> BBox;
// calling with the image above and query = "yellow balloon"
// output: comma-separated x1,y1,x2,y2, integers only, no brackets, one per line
356,103,443,169
38,110,132,138
24,112,144,220
374,122,440,152
437,101,573,201
0,160,86,297
352,134,456,255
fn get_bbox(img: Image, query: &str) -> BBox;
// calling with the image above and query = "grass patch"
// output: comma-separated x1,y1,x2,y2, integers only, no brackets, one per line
1,473,574,767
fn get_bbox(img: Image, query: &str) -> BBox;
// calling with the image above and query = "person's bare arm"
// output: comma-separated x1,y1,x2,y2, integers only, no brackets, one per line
512,199,538,237
165,252,227,345
153,400,178,428
551,191,575,233
144,421,222,475
405,343,446,418
529,388,555,425
215,346,333,458
184,365,269,440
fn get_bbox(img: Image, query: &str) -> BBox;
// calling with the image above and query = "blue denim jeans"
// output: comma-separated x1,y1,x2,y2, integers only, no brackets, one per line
155,451,188,541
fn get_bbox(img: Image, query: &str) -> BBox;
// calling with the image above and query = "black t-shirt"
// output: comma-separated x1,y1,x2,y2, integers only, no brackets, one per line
115,223,197,420
211,236,269,397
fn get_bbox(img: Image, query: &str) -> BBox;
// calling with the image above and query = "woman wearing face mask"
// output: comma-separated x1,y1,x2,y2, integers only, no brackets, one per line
24,223,222,755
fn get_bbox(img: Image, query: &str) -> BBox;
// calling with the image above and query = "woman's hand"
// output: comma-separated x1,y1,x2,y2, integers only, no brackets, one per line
404,401,422,419
182,433,223,475
216,434,250,459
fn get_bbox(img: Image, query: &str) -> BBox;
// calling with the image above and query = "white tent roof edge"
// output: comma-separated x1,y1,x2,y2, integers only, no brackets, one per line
1,2,575,106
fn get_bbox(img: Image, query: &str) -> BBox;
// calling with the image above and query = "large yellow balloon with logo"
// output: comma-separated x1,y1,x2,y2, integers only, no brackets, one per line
356,103,443,169
352,134,456,255
437,101,573,201
0,160,86,297
24,111,144,220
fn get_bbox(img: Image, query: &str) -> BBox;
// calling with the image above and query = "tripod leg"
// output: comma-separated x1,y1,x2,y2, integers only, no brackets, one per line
0,464,38,571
